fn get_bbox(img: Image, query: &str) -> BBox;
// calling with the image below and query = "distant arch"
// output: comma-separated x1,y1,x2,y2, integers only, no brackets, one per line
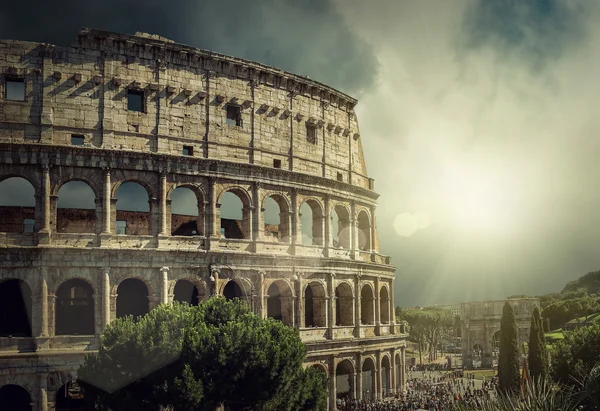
335,282,354,326
222,280,245,300
304,281,326,327
381,355,391,397
263,194,291,242
299,198,324,246
266,280,294,325
115,182,151,235
336,359,355,399
362,357,376,400
0,177,36,233
219,188,252,239
380,286,390,324
357,210,371,251
0,384,32,411
56,279,95,335
331,204,351,249
173,280,200,306
170,186,204,236
361,284,375,325
116,279,149,320
0,279,32,337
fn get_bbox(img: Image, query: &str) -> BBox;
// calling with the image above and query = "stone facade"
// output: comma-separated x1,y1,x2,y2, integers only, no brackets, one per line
0,29,407,410
460,298,540,369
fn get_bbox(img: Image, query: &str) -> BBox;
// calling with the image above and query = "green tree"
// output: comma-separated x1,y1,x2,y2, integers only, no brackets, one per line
551,324,600,386
78,299,327,411
528,306,548,380
498,301,520,394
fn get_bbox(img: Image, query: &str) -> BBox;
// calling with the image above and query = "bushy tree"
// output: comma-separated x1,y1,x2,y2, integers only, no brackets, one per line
78,298,327,410
528,306,548,380
397,308,454,363
551,324,600,386
498,301,520,394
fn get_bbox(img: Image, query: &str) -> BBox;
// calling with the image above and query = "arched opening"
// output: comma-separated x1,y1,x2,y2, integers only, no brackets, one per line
492,331,500,360
56,279,95,335
331,205,350,249
116,279,149,320
357,210,371,251
360,285,374,325
0,279,32,337
472,343,483,368
300,199,323,246
381,356,391,397
263,195,290,242
57,181,96,233
219,190,250,239
395,353,402,392
170,187,202,236
0,384,32,411
380,287,390,324
115,182,151,235
335,283,354,326
223,280,244,300
55,382,87,411
304,282,326,327
336,360,355,399
173,280,200,306
266,280,294,325
362,357,376,400
0,177,36,233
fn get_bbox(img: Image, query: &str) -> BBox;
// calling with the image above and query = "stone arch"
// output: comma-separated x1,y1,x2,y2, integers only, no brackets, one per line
362,356,376,400
55,382,87,411
55,279,95,335
381,354,392,397
336,359,355,399
218,187,252,239
335,282,354,326
222,279,247,300
173,279,204,306
0,279,32,337
0,384,32,411
304,281,327,327
491,330,501,352
169,184,205,236
331,203,351,249
266,279,294,325
299,197,324,246
116,278,150,320
169,276,206,302
56,180,97,234
0,176,36,233
360,284,375,325
379,285,390,324
262,193,291,242
114,181,152,235
311,363,329,376
357,209,371,251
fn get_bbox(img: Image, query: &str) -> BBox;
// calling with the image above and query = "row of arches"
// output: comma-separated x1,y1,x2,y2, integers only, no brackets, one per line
0,382,90,411
0,176,373,249
0,277,392,337
333,352,401,400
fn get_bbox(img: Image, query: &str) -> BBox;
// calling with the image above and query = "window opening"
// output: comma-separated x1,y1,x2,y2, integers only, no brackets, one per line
182,145,193,156
273,159,282,169
127,89,145,112
71,135,85,146
6,79,25,101
306,124,317,144
226,104,242,126
116,220,127,235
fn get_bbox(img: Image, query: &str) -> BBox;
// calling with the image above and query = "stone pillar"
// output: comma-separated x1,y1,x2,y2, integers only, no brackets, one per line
400,347,406,392
350,201,357,257
160,267,169,304
354,277,361,337
40,164,51,233
210,267,220,297
376,351,382,400
257,270,265,317
370,206,376,253
390,279,396,331
327,273,335,339
390,350,396,395
102,269,110,330
47,293,55,338
102,168,111,234
329,356,337,411
39,276,48,337
291,189,299,248
350,373,357,399
296,275,304,328
323,196,331,256
356,352,363,400
159,172,168,236
208,178,220,239
253,183,263,242
375,277,381,332
39,373,48,411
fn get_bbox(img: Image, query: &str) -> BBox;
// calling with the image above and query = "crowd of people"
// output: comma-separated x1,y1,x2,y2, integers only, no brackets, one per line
337,370,497,411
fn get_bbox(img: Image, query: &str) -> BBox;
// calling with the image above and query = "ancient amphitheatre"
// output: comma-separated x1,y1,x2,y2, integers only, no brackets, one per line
0,28,407,410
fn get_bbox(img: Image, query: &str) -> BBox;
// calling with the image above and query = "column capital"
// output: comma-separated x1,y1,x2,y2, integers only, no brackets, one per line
160,266,170,273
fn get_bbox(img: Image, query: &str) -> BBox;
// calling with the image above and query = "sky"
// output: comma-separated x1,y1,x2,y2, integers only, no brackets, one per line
2,0,600,307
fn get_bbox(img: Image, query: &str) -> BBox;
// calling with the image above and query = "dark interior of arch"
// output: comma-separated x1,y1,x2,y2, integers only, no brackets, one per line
0,384,32,411
173,280,199,305
223,281,244,300
220,191,245,239
56,279,95,335
361,286,374,325
304,284,314,327
266,283,282,321
116,279,149,320
0,279,32,337
56,181,96,234
115,182,150,235
55,382,88,411
0,177,36,233
171,187,200,236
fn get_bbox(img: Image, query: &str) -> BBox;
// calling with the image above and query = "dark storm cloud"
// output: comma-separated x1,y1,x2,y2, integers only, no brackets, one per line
462,0,588,69
0,0,376,95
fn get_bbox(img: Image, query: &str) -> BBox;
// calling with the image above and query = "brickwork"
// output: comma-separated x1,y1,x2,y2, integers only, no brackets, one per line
0,28,406,411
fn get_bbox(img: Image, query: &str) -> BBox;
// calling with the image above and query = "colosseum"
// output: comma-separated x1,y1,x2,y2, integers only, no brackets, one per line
0,28,408,410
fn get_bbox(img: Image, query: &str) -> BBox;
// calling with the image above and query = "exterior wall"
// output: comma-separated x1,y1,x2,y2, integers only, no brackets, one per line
0,29,406,411
460,298,540,368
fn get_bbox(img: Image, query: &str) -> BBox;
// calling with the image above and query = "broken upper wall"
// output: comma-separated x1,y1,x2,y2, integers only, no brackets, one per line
0,28,372,190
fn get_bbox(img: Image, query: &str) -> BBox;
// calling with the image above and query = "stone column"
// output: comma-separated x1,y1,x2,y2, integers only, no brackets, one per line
350,201,357,257
39,276,48,337
375,277,381,331
102,168,111,234
354,277,361,337
257,270,265,317
329,356,337,411
323,196,331,257
208,178,220,240
350,373,357,399
253,183,263,242
356,352,363,400
159,172,168,236
102,269,110,330
160,267,170,305
210,267,220,297
390,279,396,331
376,351,382,400
296,275,304,328
47,293,55,338
327,273,335,339
39,373,48,411
390,350,396,395
40,164,51,233
291,189,299,249
400,347,406,392
370,206,376,253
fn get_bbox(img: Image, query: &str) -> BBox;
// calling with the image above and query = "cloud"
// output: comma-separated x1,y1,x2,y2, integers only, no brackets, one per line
0,0,376,95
